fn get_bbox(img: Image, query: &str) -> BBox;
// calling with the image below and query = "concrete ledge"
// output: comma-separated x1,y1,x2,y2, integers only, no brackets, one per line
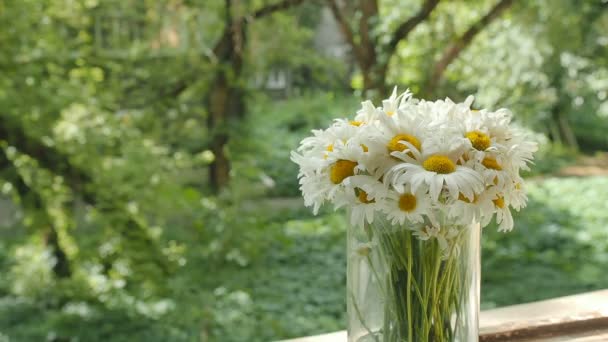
280,289,608,342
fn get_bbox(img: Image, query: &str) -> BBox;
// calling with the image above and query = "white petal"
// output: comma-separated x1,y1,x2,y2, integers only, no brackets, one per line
429,175,443,201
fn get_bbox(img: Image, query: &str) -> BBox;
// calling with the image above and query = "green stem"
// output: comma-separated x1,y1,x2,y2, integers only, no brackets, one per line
366,254,387,298
350,217,476,341
406,233,413,342
350,292,380,342
432,244,442,339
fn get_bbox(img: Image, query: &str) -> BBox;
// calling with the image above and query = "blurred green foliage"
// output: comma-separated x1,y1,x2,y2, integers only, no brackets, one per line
482,177,608,307
5,177,608,341
232,93,360,197
0,0,607,341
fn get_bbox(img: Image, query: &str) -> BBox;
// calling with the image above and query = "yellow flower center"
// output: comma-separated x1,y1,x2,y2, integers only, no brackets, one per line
398,193,417,212
482,157,502,170
493,196,505,209
349,121,363,126
465,131,491,151
387,110,395,116
423,155,456,174
329,160,357,184
361,144,369,152
387,134,421,155
356,188,375,204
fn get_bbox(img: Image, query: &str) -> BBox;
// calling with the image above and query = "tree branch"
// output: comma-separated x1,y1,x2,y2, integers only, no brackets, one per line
251,0,308,19
358,0,379,66
0,147,72,278
327,0,365,66
386,0,440,56
0,115,172,275
426,0,515,93
164,0,307,98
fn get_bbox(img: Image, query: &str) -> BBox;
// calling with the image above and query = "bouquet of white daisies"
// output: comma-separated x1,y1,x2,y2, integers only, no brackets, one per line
291,89,537,341
291,88,537,237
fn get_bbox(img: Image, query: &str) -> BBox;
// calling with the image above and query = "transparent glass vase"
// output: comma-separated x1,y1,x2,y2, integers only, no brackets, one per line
347,215,480,342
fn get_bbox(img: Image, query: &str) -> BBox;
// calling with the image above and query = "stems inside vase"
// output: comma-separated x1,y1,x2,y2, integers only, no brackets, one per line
347,219,480,342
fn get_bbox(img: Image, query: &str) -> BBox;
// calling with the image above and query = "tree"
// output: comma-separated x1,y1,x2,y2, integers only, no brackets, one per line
206,0,308,192
424,0,514,94
327,0,515,99
537,0,608,150
443,0,608,149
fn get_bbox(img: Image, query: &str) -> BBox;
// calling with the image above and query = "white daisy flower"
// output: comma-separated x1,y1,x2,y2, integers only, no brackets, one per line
343,175,390,203
362,104,435,176
381,87,415,117
389,144,484,203
505,176,528,211
296,119,361,164
475,188,513,232
502,127,538,172
335,175,389,227
292,138,367,215
380,186,432,226
354,100,380,123
447,187,497,228
297,128,334,156
411,224,459,256
466,152,510,189
325,138,370,173
457,107,513,164
494,196,514,232
294,169,329,214
412,224,441,242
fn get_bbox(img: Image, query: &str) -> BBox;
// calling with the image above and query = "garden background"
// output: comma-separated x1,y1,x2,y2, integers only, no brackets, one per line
1,0,608,341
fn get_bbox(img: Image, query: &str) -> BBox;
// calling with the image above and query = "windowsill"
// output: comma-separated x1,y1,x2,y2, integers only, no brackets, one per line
279,289,608,342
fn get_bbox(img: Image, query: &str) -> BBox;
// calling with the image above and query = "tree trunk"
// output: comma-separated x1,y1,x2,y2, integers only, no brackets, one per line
550,106,578,150
361,64,389,102
205,0,306,192
207,72,233,192
207,78,247,192
45,226,72,278
207,2,247,192
547,69,578,150
558,112,578,150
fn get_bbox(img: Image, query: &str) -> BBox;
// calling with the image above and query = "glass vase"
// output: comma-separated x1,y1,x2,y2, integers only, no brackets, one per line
347,215,480,342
